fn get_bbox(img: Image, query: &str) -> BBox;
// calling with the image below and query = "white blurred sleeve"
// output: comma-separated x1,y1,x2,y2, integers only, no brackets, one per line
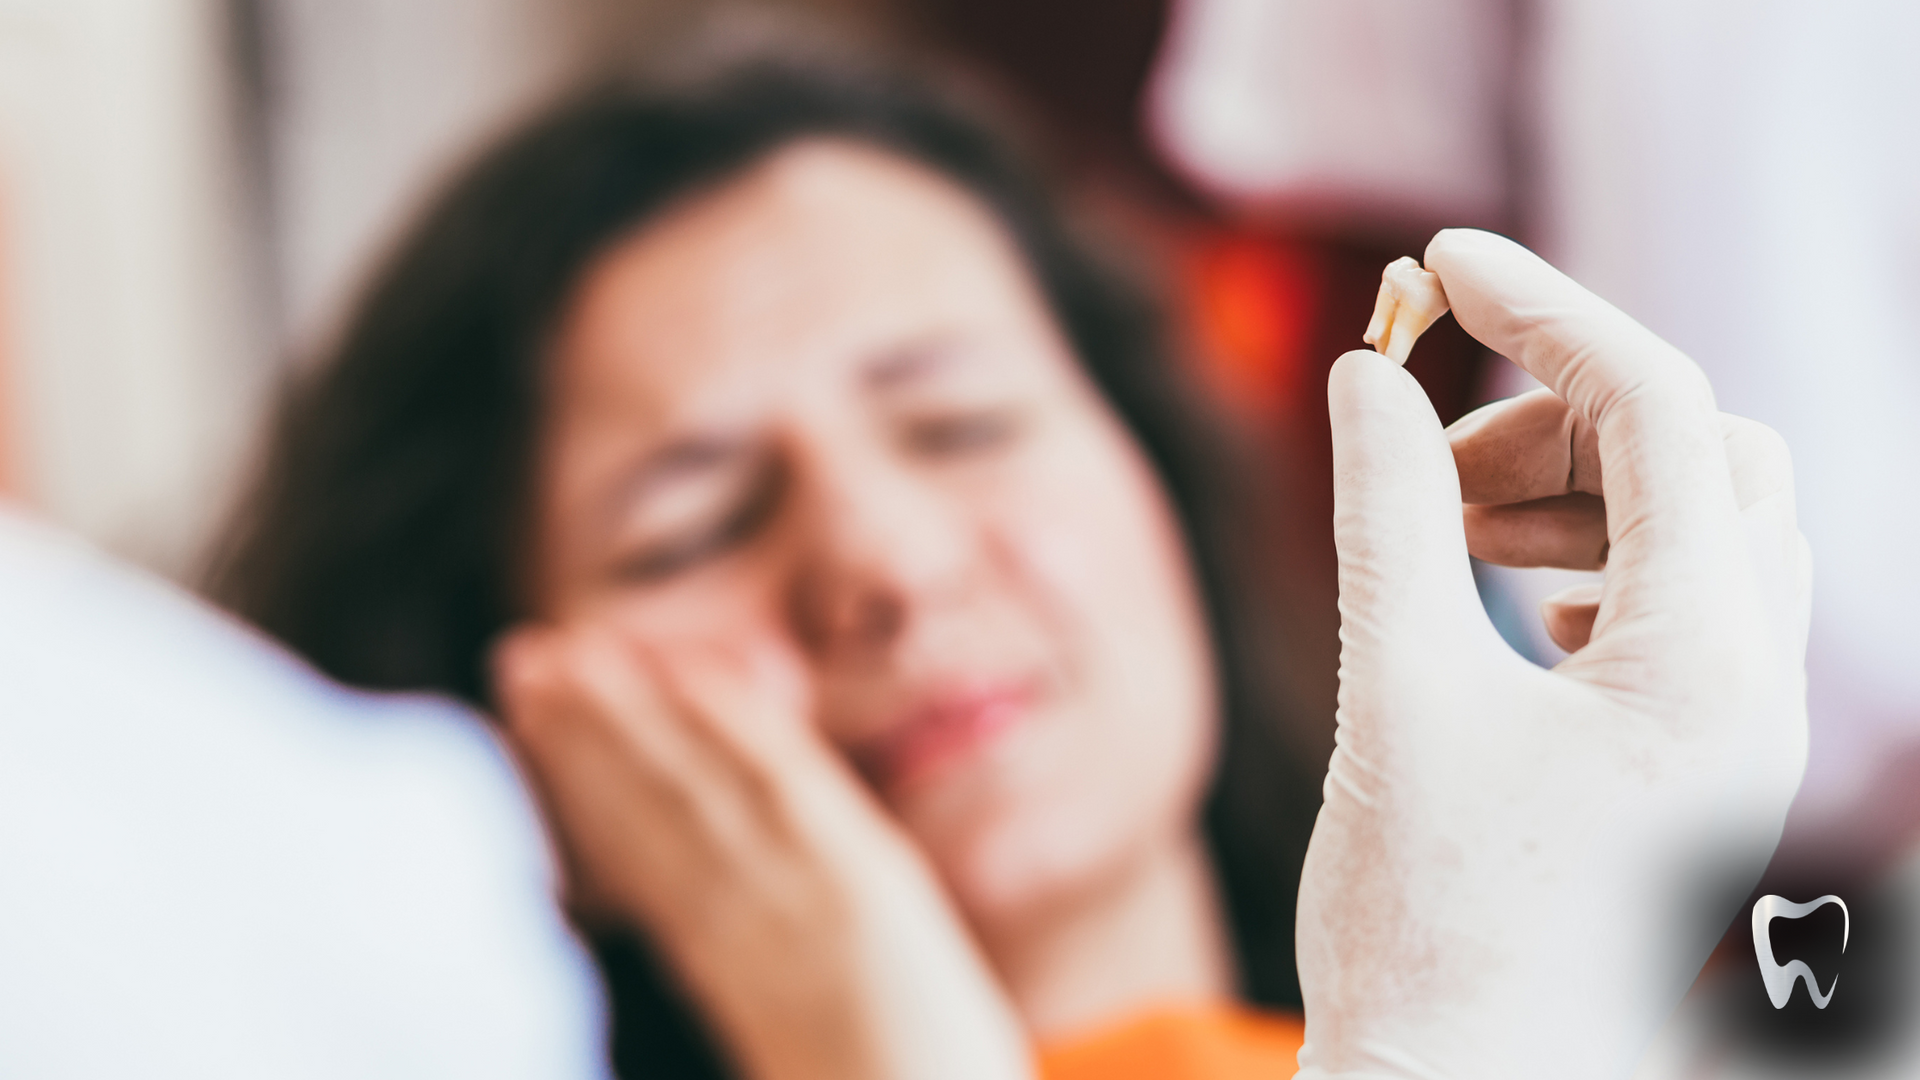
1144,0,1513,228
0,508,609,1080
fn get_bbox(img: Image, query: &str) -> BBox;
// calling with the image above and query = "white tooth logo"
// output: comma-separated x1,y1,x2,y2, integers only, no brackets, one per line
1752,894,1849,1009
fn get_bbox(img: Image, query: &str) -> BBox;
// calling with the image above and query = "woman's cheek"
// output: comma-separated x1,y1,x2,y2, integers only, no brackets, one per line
999,442,1141,615
1004,426,1220,795
1011,426,1202,663
587,558,771,638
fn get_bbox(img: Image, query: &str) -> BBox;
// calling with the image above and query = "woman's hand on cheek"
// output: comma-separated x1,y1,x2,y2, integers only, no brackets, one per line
491,626,1033,1080
1295,229,1809,1080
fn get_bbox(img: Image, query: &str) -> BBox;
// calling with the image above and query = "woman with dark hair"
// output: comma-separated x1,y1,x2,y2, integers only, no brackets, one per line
206,41,1811,1080
214,55,1319,1079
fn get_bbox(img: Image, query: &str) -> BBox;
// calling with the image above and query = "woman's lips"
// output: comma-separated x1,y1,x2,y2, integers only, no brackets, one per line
855,681,1038,792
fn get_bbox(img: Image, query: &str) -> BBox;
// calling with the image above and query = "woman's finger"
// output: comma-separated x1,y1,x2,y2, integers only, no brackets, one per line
498,628,757,873
643,642,845,843
1463,493,1608,569
653,642,816,768
500,627,710,786
492,627,718,918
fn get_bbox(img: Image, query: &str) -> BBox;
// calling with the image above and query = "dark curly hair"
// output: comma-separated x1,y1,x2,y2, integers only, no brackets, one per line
211,52,1321,1079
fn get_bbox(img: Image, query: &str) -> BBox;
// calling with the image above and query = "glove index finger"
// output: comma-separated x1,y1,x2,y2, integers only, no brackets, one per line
1424,229,1750,663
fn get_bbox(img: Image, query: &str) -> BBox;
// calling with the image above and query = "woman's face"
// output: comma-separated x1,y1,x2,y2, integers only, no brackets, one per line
531,140,1217,923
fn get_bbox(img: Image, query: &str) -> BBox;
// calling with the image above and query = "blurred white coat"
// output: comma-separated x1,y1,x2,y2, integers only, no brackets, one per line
0,508,607,1080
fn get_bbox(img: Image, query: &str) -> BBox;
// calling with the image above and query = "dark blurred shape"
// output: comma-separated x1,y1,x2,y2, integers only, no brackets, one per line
595,930,732,1078
915,0,1173,183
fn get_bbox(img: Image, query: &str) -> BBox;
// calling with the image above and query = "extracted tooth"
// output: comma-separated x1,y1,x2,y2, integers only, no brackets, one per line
1363,256,1450,365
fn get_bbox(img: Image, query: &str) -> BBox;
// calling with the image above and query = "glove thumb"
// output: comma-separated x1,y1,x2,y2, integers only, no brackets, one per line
1328,350,1493,700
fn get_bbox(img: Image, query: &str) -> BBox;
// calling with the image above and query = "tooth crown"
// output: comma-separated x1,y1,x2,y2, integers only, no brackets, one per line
1363,256,1451,365
1751,893,1849,1009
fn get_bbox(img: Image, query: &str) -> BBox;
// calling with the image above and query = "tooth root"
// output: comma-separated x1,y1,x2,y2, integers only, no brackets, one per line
1362,255,1450,366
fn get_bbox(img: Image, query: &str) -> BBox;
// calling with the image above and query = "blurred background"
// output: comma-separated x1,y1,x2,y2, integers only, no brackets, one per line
1,0,1916,949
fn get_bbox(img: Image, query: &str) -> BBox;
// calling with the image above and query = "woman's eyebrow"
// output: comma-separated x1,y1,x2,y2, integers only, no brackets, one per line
862,337,965,392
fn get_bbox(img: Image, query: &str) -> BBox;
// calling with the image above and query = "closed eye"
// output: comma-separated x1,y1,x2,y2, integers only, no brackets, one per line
609,459,786,583
899,408,1025,458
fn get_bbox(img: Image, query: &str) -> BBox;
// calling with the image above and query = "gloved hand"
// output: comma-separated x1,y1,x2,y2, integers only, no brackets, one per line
1295,229,1810,1079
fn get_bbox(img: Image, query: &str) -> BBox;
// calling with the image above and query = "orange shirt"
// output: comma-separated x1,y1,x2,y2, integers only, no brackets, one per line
1038,1003,1304,1080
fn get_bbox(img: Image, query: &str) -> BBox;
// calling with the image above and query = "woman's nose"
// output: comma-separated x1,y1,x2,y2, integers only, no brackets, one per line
785,457,979,659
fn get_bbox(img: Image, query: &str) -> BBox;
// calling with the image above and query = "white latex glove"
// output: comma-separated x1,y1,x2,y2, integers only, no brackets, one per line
1295,230,1810,1079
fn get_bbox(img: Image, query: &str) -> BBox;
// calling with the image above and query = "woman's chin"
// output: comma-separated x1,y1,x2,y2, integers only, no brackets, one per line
917,798,1137,933
876,707,1179,931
